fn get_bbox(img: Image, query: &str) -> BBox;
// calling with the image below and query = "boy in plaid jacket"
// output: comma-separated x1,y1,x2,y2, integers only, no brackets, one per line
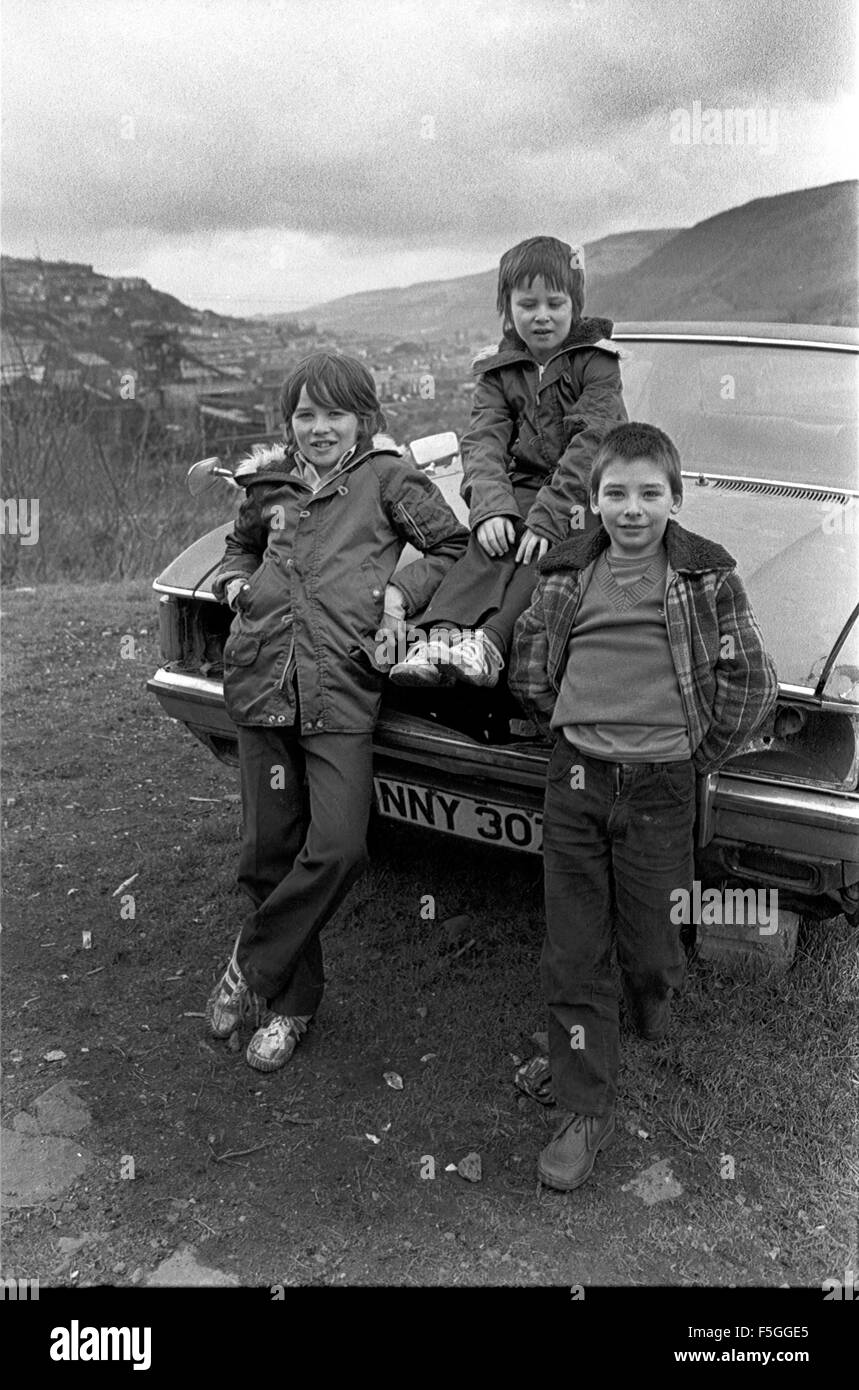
509,421,778,1191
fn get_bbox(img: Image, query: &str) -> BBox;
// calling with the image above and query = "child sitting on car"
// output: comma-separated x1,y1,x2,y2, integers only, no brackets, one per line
206,352,467,1072
390,235,627,689
509,421,778,1191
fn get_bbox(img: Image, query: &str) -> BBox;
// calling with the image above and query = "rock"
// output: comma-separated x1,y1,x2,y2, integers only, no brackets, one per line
227,1031,241,1053
457,1151,482,1183
32,1082,92,1137
1,1127,93,1208
696,907,800,972
57,1234,89,1256
11,1112,41,1134
145,1244,239,1287
621,1158,683,1206
441,914,472,944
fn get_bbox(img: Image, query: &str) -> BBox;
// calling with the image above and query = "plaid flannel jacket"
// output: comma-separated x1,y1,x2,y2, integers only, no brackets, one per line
508,520,779,772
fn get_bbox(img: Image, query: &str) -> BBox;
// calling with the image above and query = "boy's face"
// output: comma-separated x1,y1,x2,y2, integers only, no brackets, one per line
591,457,679,557
510,276,573,362
291,385,359,472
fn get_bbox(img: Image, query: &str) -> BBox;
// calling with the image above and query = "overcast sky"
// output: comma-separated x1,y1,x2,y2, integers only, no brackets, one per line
1,0,855,316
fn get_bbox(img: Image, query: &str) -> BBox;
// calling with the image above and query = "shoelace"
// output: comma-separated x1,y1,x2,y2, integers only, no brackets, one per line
454,637,503,670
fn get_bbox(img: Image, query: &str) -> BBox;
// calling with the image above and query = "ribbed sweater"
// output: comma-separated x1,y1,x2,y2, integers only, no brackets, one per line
550,549,691,761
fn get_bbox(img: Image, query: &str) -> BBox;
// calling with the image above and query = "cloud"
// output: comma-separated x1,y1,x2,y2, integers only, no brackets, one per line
1,0,854,307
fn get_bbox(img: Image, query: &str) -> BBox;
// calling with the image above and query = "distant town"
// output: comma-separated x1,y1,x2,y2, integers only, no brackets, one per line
0,254,480,460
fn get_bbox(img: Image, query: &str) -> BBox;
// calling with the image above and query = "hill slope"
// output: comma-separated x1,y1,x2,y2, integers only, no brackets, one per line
301,181,857,337
596,180,857,326
299,229,677,339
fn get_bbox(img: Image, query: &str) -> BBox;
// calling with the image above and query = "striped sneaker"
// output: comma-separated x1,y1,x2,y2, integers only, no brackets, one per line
389,639,448,687
246,1012,311,1072
206,944,264,1039
448,631,504,687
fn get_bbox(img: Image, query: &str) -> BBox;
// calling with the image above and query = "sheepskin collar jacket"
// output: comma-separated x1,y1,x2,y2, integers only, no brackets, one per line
509,520,779,771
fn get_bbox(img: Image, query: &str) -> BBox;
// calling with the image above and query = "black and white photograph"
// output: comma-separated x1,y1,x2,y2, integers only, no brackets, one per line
1,0,856,1359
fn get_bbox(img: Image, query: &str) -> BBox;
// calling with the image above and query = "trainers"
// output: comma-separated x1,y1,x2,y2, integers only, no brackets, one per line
389,639,447,687
246,1012,311,1072
448,631,504,687
537,1110,615,1191
206,946,264,1039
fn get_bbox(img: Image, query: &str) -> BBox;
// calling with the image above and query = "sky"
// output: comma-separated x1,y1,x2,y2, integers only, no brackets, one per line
1,0,856,316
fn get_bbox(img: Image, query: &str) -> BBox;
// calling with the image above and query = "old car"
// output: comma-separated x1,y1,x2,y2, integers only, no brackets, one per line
148,322,859,928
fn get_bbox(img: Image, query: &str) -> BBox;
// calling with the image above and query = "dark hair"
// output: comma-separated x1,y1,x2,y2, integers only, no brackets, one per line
497,236,585,334
279,351,385,446
590,421,683,500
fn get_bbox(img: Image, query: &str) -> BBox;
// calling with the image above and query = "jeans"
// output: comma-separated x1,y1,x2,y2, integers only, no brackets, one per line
541,737,696,1116
234,723,374,1017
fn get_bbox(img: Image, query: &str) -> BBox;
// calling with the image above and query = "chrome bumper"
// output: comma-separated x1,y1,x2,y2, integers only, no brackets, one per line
148,666,859,873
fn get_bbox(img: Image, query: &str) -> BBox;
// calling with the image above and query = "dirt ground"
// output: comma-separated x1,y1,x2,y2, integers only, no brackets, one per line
2,584,856,1324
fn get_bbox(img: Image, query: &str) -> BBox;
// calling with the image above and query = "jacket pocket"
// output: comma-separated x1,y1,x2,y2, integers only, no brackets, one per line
223,630,264,668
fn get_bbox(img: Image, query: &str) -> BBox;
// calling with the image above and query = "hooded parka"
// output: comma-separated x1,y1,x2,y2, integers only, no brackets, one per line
211,442,468,732
460,316,627,542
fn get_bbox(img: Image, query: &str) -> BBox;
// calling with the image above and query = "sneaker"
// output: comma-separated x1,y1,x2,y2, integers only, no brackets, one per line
246,1012,311,1072
206,947,264,1039
537,1110,615,1191
448,632,504,687
389,639,447,687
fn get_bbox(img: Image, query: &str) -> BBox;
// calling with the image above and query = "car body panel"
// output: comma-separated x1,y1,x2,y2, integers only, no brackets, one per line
148,324,859,920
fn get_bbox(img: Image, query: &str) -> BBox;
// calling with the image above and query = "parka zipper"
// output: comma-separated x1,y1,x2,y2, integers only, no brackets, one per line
278,616,295,691
396,500,426,547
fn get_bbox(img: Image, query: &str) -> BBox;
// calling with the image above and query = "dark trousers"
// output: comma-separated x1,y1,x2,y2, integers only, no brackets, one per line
541,737,696,1116
415,485,542,657
234,723,374,1017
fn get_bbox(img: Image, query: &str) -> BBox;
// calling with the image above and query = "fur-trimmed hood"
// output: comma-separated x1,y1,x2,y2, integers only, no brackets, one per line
540,519,737,575
231,436,402,487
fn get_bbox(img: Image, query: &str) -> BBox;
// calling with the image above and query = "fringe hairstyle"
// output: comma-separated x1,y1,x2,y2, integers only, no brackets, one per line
590,421,683,500
279,351,386,447
496,236,585,334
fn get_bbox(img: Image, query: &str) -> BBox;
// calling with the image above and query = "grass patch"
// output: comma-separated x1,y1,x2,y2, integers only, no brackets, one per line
1,582,856,1287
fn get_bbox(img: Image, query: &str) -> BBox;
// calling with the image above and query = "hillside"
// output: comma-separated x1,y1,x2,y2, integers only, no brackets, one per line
596,180,857,326
298,229,677,339
301,181,857,337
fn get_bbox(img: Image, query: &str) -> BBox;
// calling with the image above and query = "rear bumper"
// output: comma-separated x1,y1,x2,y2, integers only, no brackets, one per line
148,666,859,907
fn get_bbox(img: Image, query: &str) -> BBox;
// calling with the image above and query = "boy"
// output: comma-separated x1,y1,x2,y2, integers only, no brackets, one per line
206,352,468,1072
390,235,626,689
508,421,778,1190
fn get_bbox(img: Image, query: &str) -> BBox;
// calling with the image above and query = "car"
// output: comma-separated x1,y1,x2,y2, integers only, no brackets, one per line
148,321,859,928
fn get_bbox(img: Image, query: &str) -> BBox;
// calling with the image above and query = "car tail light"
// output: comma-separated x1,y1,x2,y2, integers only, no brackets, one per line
158,594,185,662
729,702,859,792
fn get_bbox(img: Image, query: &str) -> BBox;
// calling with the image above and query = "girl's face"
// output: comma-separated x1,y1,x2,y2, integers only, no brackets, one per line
591,457,679,558
510,275,574,362
291,384,360,472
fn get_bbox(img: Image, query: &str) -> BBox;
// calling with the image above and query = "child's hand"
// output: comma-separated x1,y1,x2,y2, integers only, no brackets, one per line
383,584,407,622
225,577,249,611
376,584,407,670
476,516,515,556
514,527,550,566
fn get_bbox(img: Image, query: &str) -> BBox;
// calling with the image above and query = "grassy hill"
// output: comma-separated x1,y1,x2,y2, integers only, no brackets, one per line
300,181,857,337
299,229,677,339
596,180,857,326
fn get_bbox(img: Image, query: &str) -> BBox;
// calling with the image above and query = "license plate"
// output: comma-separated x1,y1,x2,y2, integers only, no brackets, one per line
373,776,542,853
